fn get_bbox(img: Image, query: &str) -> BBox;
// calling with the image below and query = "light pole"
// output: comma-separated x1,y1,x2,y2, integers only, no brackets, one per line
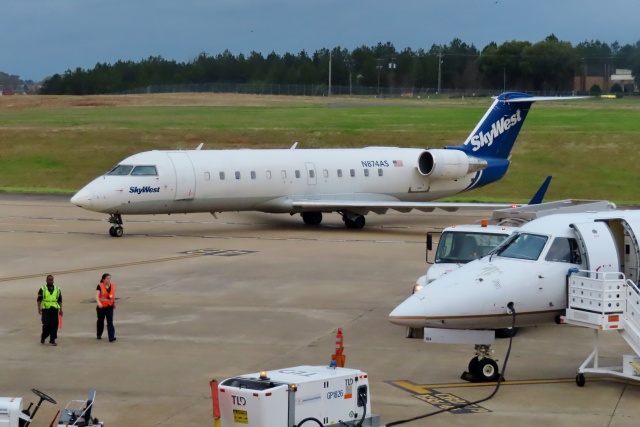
328,51,332,96
348,59,354,96
376,58,383,96
437,49,443,95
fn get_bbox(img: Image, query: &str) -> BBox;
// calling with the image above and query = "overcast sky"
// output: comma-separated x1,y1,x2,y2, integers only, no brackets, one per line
2,0,638,81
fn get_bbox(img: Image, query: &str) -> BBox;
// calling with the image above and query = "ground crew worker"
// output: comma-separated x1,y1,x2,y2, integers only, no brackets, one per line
37,275,62,346
96,273,117,342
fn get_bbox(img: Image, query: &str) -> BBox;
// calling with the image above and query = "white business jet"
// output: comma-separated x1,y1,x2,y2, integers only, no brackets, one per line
387,206,640,383
70,92,581,236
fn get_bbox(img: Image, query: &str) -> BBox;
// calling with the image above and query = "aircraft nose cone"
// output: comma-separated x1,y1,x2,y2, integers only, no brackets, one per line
70,188,93,208
389,294,426,328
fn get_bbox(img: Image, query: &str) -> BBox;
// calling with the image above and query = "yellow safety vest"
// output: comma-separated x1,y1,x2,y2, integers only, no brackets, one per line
41,286,60,309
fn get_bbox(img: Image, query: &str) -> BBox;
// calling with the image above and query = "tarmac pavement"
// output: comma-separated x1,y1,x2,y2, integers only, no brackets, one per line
0,193,638,427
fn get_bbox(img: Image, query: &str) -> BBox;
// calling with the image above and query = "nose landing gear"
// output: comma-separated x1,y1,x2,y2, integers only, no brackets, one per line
462,344,502,382
108,214,124,237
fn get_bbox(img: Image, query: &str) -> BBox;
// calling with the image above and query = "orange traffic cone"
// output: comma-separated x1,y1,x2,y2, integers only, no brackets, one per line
331,328,346,367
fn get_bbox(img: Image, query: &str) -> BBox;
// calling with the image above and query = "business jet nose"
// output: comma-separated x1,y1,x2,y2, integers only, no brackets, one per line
389,294,426,328
70,188,93,208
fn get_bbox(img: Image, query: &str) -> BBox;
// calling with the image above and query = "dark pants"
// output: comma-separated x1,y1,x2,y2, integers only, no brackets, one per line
96,306,115,340
41,308,59,343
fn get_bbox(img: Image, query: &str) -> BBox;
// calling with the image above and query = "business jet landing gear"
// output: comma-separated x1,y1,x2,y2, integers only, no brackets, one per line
341,212,366,229
463,344,501,382
301,212,323,225
108,214,124,237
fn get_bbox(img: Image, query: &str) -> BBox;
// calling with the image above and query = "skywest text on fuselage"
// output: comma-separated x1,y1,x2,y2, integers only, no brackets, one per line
129,186,160,194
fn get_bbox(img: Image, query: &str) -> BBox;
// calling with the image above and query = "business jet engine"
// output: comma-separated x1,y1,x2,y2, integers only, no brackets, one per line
417,149,488,180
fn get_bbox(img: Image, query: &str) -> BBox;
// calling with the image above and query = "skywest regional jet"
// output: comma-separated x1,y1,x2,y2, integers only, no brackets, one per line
70,92,579,237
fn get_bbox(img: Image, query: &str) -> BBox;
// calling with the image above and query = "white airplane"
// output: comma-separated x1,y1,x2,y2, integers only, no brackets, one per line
70,92,582,237
388,208,640,383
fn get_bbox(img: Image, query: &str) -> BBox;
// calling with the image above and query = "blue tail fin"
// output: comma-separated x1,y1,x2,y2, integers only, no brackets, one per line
528,176,552,204
456,92,535,159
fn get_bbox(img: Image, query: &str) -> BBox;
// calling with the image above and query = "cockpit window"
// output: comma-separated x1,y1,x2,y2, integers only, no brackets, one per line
545,237,582,264
435,231,510,264
497,233,548,261
107,165,134,176
131,166,158,176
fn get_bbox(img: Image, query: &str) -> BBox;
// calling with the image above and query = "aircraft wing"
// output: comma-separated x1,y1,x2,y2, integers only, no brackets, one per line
291,200,520,215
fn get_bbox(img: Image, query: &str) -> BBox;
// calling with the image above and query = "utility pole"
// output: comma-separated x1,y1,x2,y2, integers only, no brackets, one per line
376,58,383,96
437,49,443,95
328,51,332,96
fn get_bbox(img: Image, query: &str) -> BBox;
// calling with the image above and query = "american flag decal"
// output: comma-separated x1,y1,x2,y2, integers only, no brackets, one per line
392,160,404,167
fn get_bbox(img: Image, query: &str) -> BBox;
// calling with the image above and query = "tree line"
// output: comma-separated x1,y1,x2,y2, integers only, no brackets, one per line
40,35,640,95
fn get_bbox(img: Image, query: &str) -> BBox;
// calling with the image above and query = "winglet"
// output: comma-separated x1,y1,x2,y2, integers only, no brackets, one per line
290,142,298,149
528,176,552,205
195,143,204,150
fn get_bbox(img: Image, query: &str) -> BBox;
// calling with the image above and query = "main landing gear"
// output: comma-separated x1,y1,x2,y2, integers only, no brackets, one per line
108,213,124,237
462,344,501,382
341,211,366,229
301,212,323,225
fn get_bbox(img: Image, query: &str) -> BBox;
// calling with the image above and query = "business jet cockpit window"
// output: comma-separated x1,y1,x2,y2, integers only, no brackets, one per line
131,166,158,176
435,231,509,264
107,165,134,176
545,237,581,264
497,233,548,261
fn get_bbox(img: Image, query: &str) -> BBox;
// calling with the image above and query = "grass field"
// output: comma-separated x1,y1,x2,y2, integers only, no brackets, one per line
0,93,639,203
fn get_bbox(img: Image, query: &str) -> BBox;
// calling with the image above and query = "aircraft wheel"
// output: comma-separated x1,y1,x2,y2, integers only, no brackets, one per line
302,212,323,225
468,356,479,373
406,327,415,339
110,226,124,237
345,215,365,229
475,358,500,382
109,226,116,237
495,327,519,339
576,373,585,387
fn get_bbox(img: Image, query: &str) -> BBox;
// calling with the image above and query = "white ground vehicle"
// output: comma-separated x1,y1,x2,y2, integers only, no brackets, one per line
404,200,617,339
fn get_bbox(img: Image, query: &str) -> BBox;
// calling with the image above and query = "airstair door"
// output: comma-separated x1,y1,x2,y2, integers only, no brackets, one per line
570,221,619,278
305,162,317,185
622,220,640,284
167,152,196,200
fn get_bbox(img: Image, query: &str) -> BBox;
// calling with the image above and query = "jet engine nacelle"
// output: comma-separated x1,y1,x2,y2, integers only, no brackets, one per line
417,149,488,179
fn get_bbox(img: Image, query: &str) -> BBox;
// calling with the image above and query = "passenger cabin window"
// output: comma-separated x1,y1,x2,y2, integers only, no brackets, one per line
545,238,581,264
130,165,158,176
251,171,256,180
108,165,133,176
364,169,369,177
266,171,272,179
337,169,343,178
204,172,210,181
378,169,383,176
281,170,287,179
219,172,225,180
497,233,548,261
235,171,241,180
323,169,328,178
295,170,301,179
309,170,315,178
350,169,355,177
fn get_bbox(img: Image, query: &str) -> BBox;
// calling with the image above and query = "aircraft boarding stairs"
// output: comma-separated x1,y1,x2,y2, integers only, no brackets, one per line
562,269,640,386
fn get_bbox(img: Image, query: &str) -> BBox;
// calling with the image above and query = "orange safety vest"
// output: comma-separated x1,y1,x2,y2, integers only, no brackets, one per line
98,282,116,307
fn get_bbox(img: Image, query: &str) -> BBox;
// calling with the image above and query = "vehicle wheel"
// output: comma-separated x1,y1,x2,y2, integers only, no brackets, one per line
495,327,519,339
114,226,124,237
576,373,585,387
474,358,500,382
31,388,57,404
302,212,323,225
468,356,479,373
109,226,116,237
